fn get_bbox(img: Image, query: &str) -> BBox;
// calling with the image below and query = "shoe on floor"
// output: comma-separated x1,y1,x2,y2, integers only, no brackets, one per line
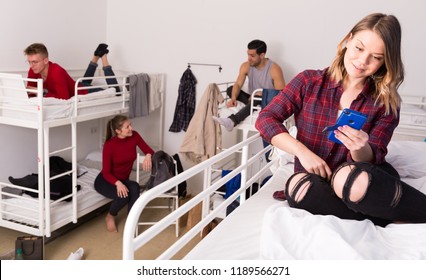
67,247,84,260
212,116,234,132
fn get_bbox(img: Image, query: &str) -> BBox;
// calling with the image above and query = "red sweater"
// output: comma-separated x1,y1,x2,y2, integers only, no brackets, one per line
27,62,88,99
101,131,154,185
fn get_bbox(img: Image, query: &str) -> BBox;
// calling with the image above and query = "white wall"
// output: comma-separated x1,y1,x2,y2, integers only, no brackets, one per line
0,0,107,71
1,0,425,187
0,0,107,179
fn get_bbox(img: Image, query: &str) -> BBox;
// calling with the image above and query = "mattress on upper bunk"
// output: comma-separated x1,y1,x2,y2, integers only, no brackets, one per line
0,88,129,121
0,162,109,227
185,140,426,260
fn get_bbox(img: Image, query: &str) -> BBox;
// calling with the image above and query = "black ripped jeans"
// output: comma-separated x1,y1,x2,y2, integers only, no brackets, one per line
285,162,426,227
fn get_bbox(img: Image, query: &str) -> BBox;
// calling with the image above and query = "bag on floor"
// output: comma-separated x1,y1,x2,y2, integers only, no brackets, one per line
15,236,43,260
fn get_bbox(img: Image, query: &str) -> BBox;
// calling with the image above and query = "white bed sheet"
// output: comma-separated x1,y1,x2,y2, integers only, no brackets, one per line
1,165,109,227
1,88,128,121
260,184,426,260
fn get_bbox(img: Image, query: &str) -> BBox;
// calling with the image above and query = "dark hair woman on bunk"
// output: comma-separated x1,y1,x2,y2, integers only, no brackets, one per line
94,115,154,232
256,13,426,226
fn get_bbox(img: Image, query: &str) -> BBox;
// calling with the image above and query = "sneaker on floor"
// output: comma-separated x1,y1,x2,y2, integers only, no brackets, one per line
67,247,84,260
213,116,234,132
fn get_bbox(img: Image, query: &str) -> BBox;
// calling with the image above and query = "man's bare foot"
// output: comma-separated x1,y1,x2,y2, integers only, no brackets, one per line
105,213,118,232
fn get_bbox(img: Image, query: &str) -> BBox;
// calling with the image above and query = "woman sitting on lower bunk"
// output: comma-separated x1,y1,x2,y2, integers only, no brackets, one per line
95,115,154,232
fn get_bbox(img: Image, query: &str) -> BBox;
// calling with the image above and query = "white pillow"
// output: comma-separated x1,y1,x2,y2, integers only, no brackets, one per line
85,150,102,162
386,141,426,179
78,159,102,171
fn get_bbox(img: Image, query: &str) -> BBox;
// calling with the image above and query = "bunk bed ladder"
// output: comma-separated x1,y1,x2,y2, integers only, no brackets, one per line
42,118,78,237
36,79,45,237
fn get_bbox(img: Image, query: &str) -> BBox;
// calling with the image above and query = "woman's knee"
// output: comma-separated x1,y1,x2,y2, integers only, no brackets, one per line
126,180,141,194
331,163,370,202
285,172,312,202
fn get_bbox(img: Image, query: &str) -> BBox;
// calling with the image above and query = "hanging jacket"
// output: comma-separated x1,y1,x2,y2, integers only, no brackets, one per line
169,68,197,132
179,83,224,163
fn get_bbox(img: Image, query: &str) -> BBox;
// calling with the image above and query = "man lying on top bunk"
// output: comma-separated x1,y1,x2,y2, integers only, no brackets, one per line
213,39,286,131
24,42,120,99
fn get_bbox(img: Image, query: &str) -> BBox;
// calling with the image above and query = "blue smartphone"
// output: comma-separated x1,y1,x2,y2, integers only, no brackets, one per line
323,108,367,144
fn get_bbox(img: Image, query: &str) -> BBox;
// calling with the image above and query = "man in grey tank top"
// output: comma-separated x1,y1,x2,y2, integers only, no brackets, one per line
213,39,286,131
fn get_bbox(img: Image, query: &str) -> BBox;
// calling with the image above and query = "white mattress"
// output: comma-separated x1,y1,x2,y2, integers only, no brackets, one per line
1,165,109,227
0,88,128,121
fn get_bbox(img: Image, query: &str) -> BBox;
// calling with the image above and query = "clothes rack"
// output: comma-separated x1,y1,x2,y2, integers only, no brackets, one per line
187,63,222,73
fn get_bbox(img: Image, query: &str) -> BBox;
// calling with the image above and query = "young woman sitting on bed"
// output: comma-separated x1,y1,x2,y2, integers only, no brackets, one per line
24,42,120,99
256,13,426,227
95,115,154,232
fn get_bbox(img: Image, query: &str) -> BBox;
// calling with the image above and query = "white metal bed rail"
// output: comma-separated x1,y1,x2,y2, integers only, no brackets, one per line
122,132,276,260
394,96,426,139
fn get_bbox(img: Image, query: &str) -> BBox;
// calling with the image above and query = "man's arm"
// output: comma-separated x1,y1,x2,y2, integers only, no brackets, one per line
227,62,249,107
270,63,286,90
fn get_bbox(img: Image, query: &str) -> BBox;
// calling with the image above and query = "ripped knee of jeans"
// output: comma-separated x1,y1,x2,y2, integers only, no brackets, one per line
331,162,370,203
285,172,312,202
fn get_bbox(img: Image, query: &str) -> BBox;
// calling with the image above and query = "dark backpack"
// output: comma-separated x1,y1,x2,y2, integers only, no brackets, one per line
143,151,175,191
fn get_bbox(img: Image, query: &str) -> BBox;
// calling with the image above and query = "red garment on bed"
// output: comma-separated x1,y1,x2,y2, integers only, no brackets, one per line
27,61,88,100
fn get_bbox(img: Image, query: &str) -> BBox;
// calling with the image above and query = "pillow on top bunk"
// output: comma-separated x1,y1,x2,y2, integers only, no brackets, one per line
386,141,426,179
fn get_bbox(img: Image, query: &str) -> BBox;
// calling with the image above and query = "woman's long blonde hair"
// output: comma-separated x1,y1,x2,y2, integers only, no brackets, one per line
328,13,404,116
